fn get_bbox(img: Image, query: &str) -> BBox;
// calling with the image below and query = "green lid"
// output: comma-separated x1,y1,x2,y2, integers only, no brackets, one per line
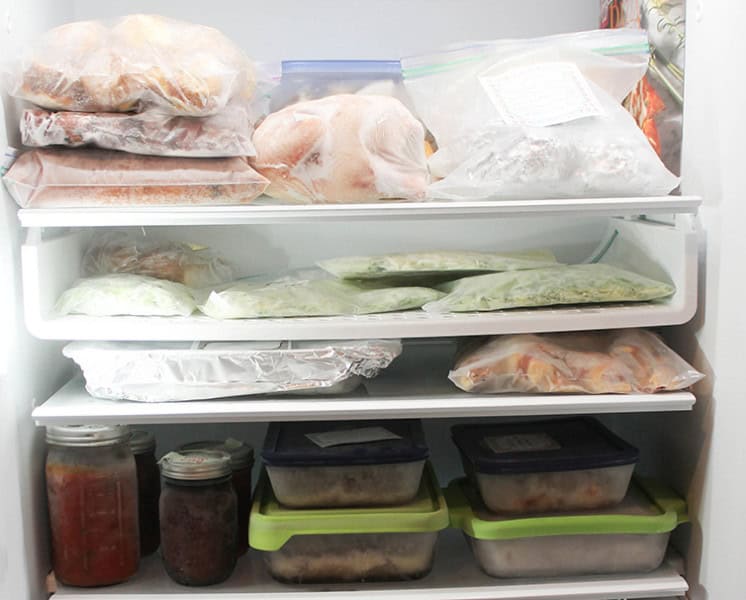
447,477,688,541
250,462,449,551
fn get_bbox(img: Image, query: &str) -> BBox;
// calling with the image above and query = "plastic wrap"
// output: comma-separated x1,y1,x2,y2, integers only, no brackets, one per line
402,29,679,200
7,14,255,116
82,233,235,289
250,94,428,203
21,106,256,157
200,272,442,319
423,263,674,313
3,148,269,208
63,339,402,402
450,329,704,393
56,274,196,317
318,249,558,280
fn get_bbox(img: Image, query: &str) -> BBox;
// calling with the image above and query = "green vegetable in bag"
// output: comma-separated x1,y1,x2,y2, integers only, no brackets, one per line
423,263,674,313
318,249,558,280
200,276,443,319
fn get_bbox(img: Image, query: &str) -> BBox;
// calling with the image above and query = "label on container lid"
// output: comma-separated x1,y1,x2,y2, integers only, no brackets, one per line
478,62,604,128
306,427,402,448
484,433,561,454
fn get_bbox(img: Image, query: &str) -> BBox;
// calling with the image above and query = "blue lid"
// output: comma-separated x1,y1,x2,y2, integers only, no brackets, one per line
262,420,428,467
281,60,402,77
452,417,639,475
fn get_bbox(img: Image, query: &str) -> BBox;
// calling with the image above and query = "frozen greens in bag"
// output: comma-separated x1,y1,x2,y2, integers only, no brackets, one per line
200,274,443,319
423,263,674,313
318,249,558,280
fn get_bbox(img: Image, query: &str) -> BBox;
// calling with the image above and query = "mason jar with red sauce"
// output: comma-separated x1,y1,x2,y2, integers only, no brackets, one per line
45,424,139,587
129,430,160,556
179,439,253,556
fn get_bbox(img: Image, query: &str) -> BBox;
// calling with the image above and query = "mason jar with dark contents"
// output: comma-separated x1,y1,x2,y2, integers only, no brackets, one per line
159,450,237,586
45,424,139,587
179,439,253,556
129,430,160,557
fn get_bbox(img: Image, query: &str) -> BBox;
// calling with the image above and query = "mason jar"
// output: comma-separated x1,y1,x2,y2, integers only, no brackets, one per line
129,430,160,557
179,439,253,556
45,424,139,587
159,450,238,586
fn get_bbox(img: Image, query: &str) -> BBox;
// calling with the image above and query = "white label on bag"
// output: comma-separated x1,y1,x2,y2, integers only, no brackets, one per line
478,62,604,127
306,427,401,448
484,433,561,454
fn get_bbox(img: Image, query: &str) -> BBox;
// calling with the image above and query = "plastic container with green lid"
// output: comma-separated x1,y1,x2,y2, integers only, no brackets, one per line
446,477,688,578
250,462,448,583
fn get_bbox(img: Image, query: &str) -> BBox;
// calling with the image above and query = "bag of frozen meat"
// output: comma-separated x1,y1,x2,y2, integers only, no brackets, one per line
449,329,704,394
2,148,269,208
6,14,255,116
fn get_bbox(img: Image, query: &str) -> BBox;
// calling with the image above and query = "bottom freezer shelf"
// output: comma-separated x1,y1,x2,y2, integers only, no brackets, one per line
51,530,688,600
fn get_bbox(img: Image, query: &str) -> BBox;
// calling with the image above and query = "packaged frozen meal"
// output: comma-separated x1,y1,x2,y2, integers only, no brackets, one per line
251,94,428,203
249,463,448,582
55,274,196,317
63,339,402,402
402,29,679,200
82,233,235,289
199,272,442,319
21,106,256,158
3,149,269,208
451,418,639,514
423,263,675,313
318,249,558,280
7,14,255,116
449,329,704,394
261,420,428,508
447,477,687,578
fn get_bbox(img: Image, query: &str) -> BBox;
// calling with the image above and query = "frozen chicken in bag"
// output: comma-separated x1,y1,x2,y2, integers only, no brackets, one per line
7,14,255,116
402,29,679,199
2,148,269,208
449,329,704,394
250,94,428,203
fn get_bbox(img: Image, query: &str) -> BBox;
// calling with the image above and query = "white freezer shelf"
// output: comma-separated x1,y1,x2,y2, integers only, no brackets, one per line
51,531,688,600
32,377,696,425
17,195,702,228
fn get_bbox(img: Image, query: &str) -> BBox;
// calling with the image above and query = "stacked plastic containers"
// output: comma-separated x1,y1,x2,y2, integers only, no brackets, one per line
448,418,688,578
249,420,449,583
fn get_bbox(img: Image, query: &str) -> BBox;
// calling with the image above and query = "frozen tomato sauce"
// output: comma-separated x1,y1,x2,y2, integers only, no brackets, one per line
46,455,139,586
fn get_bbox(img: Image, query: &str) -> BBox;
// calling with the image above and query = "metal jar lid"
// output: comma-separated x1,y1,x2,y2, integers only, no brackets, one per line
129,430,156,455
159,449,232,481
46,424,130,447
179,439,254,471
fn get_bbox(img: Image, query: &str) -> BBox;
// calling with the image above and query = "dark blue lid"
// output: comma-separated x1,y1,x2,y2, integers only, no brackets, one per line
281,60,402,77
262,419,428,467
452,417,639,475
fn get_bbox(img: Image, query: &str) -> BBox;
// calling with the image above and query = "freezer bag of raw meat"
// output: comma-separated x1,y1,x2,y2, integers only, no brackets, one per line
318,249,558,280
56,274,196,317
63,339,401,401
200,271,443,319
20,106,256,157
250,94,428,203
402,29,679,199
82,232,235,289
449,329,704,394
2,148,269,208
6,14,255,116
423,263,674,313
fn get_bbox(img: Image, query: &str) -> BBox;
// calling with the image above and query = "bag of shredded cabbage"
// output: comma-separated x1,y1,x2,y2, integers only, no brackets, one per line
200,273,442,319
423,263,674,313
56,274,196,317
318,249,558,280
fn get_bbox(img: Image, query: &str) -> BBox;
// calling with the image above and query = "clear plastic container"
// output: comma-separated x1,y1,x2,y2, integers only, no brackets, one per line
249,463,448,583
447,477,688,578
261,420,428,508
452,418,639,514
